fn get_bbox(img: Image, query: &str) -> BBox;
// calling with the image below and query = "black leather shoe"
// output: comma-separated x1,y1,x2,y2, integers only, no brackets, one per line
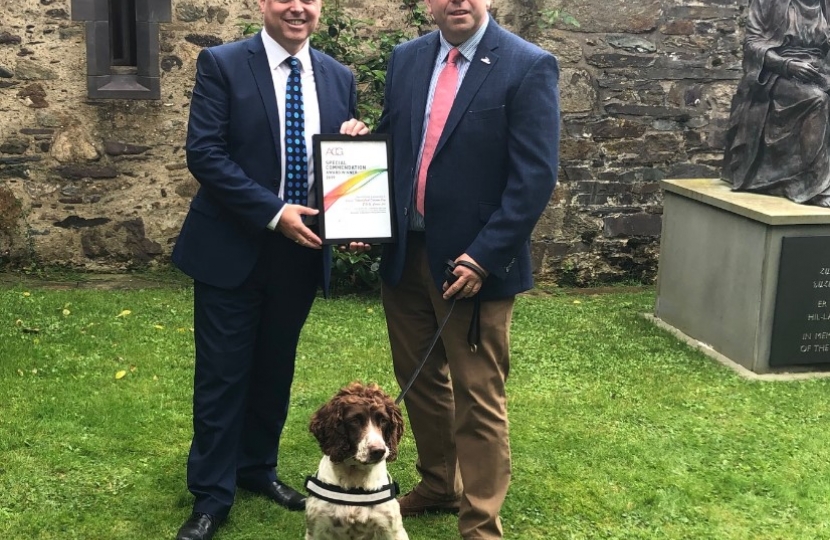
238,479,306,511
176,512,220,540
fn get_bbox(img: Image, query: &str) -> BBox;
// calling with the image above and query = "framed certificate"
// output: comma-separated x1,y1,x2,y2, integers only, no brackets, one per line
313,133,396,244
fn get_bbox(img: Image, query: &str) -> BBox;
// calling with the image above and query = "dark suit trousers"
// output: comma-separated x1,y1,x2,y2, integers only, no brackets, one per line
187,232,321,518
382,233,514,539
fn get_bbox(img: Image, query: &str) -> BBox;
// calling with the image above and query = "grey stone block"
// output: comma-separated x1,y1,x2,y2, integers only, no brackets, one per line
88,74,157,100
70,0,109,21
654,178,830,373
85,21,110,76
136,22,160,77
137,0,172,23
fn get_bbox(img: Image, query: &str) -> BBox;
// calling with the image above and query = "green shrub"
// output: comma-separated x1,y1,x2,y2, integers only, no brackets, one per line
310,1,423,128
330,246,381,295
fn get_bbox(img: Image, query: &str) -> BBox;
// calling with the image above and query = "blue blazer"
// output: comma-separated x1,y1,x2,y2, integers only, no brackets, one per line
377,19,560,300
173,34,357,291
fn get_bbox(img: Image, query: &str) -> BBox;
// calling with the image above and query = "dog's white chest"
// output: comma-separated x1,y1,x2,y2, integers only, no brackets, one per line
306,498,406,540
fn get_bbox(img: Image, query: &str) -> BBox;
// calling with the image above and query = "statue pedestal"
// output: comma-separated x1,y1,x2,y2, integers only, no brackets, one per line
655,179,830,373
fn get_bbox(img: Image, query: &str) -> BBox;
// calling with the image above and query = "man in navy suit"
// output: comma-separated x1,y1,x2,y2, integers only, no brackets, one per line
171,0,367,538
376,0,559,537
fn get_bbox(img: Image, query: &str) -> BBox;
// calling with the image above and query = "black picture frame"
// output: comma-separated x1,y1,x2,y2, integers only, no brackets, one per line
312,133,396,245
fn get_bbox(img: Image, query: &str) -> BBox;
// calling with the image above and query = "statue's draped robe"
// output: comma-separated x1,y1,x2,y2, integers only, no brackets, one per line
723,0,830,204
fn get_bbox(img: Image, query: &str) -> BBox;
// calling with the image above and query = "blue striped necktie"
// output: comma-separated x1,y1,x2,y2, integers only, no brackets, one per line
284,56,307,205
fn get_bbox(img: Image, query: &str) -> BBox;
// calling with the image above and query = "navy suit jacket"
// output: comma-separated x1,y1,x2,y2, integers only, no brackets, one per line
377,19,560,300
173,34,357,291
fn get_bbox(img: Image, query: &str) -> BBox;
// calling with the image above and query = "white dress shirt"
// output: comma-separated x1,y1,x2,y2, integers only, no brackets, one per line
261,30,321,228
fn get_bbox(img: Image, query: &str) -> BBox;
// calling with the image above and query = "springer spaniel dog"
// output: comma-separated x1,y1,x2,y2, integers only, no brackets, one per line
305,382,408,540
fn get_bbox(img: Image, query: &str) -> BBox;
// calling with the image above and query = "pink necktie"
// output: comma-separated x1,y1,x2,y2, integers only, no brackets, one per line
416,48,460,216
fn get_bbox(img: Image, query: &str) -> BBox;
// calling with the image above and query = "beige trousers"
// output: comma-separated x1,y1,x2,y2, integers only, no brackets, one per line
382,234,514,539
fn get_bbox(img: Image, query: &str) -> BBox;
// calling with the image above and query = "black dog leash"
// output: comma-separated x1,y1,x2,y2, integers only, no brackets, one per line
395,260,484,405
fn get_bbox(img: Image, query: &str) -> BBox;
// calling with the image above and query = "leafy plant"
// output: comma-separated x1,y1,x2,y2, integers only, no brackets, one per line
538,9,581,29
237,21,261,37
310,1,418,128
330,247,381,294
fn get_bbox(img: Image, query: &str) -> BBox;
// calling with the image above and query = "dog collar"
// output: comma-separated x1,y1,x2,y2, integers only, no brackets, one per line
305,474,400,507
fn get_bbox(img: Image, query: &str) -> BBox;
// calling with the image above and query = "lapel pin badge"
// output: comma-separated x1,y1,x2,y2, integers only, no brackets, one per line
481,57,491,65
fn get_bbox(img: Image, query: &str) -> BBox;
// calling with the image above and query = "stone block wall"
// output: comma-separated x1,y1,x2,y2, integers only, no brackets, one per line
497,0,742,285
0,0,744,284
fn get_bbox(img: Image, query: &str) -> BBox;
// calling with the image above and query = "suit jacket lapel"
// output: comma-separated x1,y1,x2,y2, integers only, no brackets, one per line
410,35,440,161
310,49,334,132
435,22,500,156
248,35,282,156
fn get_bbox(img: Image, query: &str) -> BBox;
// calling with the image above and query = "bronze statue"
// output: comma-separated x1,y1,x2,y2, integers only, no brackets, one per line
723,0,830,206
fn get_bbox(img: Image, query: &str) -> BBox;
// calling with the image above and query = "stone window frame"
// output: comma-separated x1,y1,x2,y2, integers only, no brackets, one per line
71,0,171,99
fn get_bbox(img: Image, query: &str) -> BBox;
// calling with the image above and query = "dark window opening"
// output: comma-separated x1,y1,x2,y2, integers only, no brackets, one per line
109,0,136,67
72,0,171,99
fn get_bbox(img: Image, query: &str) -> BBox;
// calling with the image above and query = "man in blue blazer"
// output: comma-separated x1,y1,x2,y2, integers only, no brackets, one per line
171,0,367,538
376,0,559,537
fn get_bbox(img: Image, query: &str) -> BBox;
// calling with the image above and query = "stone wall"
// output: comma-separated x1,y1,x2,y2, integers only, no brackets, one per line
0,0,744,284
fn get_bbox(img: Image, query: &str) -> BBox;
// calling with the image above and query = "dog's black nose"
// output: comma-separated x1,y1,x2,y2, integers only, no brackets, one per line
368,447,386,462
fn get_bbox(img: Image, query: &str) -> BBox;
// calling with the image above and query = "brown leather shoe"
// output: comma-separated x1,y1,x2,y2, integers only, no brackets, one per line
398,489,460,517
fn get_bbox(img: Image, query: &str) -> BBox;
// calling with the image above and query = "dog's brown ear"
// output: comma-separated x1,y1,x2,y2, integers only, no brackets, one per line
310,394,354,463
309,399,334,446
383,395,405,462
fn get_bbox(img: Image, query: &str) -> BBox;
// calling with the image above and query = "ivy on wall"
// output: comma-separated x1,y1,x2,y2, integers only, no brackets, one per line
311,0,428,127
538,9,580,29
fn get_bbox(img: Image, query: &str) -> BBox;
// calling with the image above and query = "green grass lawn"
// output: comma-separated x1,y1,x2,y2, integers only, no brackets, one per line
2,282,830,539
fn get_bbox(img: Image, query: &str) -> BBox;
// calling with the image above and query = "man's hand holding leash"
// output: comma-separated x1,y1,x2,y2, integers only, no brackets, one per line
443,254,488,300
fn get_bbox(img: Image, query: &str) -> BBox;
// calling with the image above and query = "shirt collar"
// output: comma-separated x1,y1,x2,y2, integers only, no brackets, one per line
438,15,489,64
260,30,313,72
